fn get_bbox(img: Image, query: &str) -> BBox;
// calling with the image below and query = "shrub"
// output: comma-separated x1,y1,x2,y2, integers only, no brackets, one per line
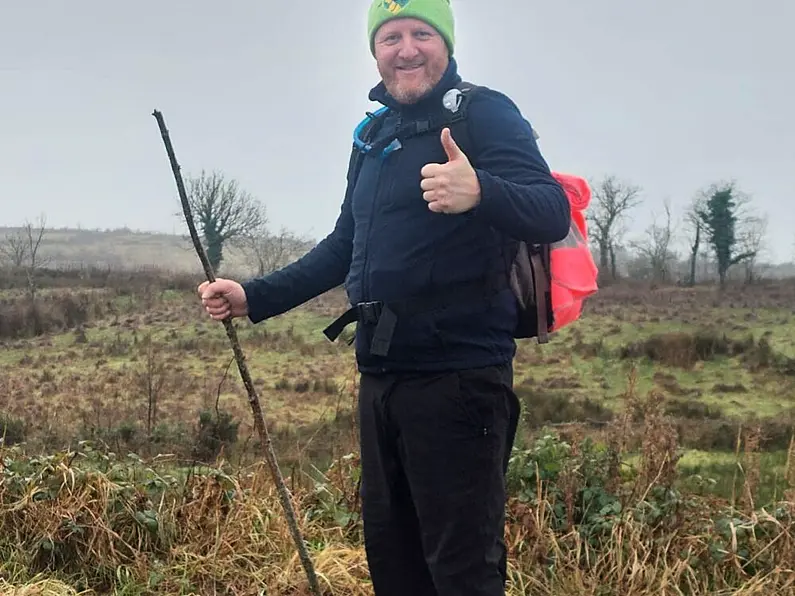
515,386,613,428
193,410,240,463
0,413,26,445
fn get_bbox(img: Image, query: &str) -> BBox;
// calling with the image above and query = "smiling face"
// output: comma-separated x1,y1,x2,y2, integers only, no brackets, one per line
373,17,450,105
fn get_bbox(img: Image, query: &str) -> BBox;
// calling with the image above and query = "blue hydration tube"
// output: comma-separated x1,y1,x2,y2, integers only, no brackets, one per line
353,106,402,157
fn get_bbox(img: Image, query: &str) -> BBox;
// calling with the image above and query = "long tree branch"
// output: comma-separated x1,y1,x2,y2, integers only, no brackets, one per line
151,109,322,596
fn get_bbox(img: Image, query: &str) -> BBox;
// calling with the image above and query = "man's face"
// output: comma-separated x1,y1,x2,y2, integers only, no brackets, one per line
373,17,449,105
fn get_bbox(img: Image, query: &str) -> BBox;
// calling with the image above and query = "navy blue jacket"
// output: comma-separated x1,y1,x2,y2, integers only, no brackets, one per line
242,59,570,373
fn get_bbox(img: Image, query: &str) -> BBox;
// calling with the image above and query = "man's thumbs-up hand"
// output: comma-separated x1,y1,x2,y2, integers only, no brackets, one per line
420,127,481,214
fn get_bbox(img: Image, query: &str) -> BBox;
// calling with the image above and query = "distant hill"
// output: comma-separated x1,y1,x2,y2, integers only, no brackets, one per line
0,226,264,276
2,226,794,282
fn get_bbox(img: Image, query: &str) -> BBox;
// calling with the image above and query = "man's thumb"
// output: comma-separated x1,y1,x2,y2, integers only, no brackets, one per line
441,128,463,161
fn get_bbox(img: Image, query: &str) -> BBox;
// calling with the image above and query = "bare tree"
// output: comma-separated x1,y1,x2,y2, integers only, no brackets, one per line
699,245,713,282
0,228,29,268
185,170,264,273
683,194,706,286
588,175,643,281
12,214,50,335
135,333,169,440
738,213,768,283
242,224,315,277
22,214,49,304
629,198,676,283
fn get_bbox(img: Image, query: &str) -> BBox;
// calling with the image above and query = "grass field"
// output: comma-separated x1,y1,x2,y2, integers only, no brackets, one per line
3,265,795,594
0,227,255,274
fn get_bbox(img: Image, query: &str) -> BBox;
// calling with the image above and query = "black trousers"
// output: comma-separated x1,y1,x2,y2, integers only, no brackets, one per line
357,362,521,596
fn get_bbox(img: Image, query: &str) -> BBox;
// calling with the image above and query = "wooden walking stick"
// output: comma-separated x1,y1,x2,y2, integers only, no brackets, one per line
151,109,322,596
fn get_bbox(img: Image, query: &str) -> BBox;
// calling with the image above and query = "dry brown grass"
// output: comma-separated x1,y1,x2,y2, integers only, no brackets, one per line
3,371,795,595
0,577,89,595
0,447,372,595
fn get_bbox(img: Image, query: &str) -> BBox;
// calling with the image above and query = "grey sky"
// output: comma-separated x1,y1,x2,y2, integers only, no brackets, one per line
2,1,793,263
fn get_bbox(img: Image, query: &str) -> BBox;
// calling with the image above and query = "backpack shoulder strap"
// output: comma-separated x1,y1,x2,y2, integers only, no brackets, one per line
381,81,482,155
445,82,541,161
446,82,553,343
443,81,480,162
345,107,389,192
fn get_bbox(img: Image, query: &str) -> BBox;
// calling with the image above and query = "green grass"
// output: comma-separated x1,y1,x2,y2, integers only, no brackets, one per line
254,309,338,340
677,448,792,504
7,272,795,594
4,277,795,485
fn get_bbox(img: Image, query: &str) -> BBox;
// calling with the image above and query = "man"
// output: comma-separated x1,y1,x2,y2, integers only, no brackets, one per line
199,1,570,594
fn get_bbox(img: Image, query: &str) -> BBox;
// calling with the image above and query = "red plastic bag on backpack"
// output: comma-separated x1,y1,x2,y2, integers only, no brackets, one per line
548,172,599,331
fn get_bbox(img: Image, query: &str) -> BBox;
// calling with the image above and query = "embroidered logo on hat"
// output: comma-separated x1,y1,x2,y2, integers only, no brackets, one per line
383,0,410,14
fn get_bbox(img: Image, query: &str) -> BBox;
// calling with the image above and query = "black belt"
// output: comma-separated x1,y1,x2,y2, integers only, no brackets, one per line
322,274,509,358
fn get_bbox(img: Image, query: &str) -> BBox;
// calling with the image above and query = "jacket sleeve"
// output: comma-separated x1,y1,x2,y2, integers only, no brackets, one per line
466,89,571,244
241,193,353,324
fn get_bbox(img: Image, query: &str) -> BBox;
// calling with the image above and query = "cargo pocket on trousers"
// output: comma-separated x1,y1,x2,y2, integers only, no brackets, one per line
448,368,505,439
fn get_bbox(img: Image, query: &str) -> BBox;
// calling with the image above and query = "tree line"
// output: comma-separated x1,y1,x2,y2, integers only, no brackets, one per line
0,170,313,313
178,168,772,289
586,175,770,287
0,170,777,290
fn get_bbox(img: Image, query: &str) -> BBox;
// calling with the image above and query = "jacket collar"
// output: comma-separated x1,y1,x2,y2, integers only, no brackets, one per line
368,57,462,116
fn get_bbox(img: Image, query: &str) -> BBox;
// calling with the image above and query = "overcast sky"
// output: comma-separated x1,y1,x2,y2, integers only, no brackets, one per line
2,0,792,262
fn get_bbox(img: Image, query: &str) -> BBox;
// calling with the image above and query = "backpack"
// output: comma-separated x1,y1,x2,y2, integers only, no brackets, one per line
324,82,598,351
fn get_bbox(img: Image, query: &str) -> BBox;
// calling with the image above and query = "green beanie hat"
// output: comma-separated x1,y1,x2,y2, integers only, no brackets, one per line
368,0,455,56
